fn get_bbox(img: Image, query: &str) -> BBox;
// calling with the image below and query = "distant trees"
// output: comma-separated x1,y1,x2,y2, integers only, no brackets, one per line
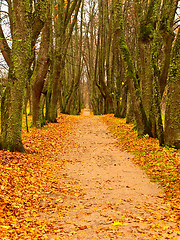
84,0,179,149
48,0,82,122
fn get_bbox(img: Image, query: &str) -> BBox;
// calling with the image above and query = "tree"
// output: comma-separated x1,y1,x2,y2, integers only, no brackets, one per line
48,0,82,122
114,0,149,136
62,1,84,115
0,0,33,151
31,1,51,128
113,0,178,146
0,0,48,151
164,28,180,149
83,0,116,114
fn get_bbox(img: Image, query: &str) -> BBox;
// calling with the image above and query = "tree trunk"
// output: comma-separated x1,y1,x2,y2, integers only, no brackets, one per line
49,0,82,121
0,0,32,152
49,57,64,122
31,7,50,128
164,28,180,149
64,1,84,114
120,85,128,118
150,33,164,145
159,0,179,97
115,0,149,136
126,91,134,124
138,41,153,118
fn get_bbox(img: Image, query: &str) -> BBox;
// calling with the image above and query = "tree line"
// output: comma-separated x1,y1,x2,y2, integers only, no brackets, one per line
84,0,180,149
0,0,179,152
0,0,84,151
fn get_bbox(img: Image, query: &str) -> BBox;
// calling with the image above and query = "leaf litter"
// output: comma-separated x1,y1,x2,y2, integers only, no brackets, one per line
0,112,179,239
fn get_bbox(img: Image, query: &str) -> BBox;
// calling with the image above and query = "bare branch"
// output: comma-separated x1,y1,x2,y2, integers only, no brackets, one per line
0,24,11,66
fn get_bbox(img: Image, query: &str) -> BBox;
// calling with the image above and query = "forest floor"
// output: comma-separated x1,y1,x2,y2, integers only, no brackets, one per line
0,110,180,239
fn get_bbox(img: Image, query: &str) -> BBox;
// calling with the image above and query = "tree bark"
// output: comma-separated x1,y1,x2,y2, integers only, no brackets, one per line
159,0,179,97
31,5,51,128
126,91,134,124
164,28,180,149
115,0,149,136
0,0,32,151
49,0,82,122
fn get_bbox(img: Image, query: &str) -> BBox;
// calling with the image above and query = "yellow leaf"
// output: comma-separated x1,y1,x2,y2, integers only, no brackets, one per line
56,198,63,203
25,218,32,222
111,221,123,226
1,225,10,229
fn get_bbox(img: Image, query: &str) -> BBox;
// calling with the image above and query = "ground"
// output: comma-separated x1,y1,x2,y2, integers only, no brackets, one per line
39,110,179,239
0,110,179,239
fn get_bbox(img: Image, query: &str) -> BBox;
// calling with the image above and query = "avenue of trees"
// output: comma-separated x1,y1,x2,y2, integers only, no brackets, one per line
0,0,179,151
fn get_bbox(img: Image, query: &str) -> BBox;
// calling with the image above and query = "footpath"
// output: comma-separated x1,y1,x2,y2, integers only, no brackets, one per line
43,111,179,239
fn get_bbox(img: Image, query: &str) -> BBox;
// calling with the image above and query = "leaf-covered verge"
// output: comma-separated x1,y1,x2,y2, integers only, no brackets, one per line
100,114,180,227
0,114,79,239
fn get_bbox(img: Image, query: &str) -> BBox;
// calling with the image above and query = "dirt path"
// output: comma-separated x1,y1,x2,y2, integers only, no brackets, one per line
42,114,179,239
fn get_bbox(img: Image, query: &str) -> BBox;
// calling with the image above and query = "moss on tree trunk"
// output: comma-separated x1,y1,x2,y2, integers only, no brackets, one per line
164,29,180,149
0,0,32,152
31,6,50,128
115,0,150,136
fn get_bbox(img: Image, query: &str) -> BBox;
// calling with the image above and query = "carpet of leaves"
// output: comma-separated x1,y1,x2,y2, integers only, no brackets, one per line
101,114,180,228
0,114,79,239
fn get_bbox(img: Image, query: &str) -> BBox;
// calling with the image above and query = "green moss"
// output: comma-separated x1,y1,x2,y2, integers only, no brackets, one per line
139,22,153,42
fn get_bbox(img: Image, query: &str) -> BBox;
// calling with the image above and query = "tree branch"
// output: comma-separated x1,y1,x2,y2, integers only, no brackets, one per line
0,24,11,66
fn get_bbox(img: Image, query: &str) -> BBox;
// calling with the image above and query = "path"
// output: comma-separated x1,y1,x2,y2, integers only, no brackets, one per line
42,113,179,239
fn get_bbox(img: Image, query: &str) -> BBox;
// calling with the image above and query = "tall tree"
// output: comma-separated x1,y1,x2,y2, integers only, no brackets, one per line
164,28,180,149
0,0,33,151
114,0,149,136
48,0,82,122
31,1,51,128
0,0,48,151
159,0,179,97
62,0,84,114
